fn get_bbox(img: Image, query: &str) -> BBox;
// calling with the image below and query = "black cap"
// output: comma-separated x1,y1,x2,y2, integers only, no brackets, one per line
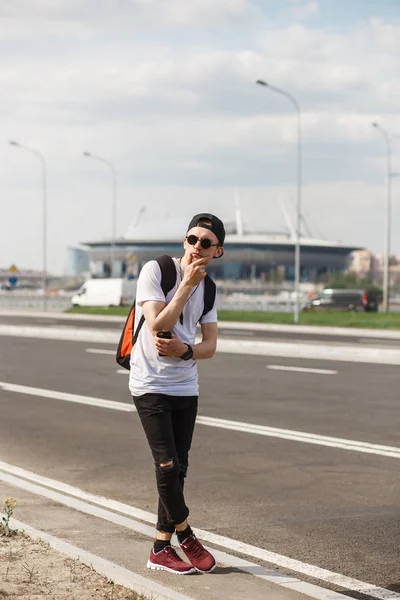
187,213,225,246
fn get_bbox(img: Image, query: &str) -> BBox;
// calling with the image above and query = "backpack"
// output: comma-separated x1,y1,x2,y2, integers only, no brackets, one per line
116,255,216,370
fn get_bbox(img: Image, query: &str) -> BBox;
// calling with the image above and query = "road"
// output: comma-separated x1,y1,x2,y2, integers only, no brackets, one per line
1,312,400,348
0,324,399,597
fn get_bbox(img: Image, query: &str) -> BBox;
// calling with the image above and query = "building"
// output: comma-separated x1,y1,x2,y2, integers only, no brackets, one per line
347,249,378,279
65,246,90,277
348,250,400,288
82,218,361,282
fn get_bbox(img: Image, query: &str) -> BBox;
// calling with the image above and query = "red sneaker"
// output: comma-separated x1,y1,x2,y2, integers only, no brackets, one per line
179,535,216,573
147,546,196,575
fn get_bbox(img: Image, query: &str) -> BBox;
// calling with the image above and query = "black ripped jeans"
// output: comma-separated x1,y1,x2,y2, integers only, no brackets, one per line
132,393,198,533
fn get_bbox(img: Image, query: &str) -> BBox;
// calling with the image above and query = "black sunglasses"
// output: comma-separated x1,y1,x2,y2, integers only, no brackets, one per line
186,234,219,250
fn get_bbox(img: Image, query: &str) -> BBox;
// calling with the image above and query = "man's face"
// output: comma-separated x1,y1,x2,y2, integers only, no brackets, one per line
183,226,223,264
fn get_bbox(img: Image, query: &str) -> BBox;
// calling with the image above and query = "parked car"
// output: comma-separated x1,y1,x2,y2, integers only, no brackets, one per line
71,278,136,307
303,288,379,312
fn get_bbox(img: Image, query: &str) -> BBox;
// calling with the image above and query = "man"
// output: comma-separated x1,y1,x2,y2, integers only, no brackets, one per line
129,213,225,575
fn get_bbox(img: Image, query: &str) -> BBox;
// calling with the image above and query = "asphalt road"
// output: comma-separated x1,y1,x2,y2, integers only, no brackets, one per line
0,332,399,596
1,313,400,347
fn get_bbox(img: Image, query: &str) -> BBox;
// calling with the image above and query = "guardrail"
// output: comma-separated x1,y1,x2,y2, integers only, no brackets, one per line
218,296,298,312
3,291,398,313
0,293,73,311
0,291,299,312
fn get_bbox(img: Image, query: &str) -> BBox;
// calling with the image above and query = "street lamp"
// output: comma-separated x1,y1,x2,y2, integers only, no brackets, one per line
9,141,48,311
256,80,303,323
83,152,118,277
372,122,392,312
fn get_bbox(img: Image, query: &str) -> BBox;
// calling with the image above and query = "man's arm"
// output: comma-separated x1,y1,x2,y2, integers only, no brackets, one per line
141,283,191,335
141,257,208,334
153,322,217,359
193,322,217,359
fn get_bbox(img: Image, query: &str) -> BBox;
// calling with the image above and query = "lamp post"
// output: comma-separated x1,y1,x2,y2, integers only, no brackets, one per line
372,122,392,312
9,141,48,311
256,80,303,323
83,152,118,277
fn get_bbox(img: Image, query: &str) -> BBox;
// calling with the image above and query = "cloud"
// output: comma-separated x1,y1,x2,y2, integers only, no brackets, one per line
288,0,319,20
1,2,400,273
150,0,250,25
0,0,251,40
256,19,400,112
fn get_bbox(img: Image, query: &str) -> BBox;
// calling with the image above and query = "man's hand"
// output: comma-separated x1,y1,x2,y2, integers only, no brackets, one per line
154,334,188,358
182,255,208,288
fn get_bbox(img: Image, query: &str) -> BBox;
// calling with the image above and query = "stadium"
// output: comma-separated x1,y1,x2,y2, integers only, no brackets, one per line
82,213,361,283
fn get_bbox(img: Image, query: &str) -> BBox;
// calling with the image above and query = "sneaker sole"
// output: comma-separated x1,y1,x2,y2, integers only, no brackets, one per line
193,563,216,574
147,560,196,575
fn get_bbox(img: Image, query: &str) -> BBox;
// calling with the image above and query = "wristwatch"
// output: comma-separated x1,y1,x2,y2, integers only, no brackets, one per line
180,344,194,361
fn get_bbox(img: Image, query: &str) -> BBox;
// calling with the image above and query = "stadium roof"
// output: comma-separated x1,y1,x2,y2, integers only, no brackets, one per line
83,232,360,252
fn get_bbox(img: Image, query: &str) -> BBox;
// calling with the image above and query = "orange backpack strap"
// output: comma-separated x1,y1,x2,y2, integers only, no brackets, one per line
116,255,177,370
116,304,140,370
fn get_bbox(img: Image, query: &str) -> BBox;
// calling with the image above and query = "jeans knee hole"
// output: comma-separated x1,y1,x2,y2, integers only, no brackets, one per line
158,459,174,472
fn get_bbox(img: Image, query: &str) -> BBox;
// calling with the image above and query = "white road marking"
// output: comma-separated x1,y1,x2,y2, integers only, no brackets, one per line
219,320,400,340
218,338,400,365
0,462,396,600
0,468,358,600
0,382,135,412
3,324,400,364
197,415,400,458
1,381,399,459
0,325,120,343
10,518,192,600
86,348,115,355
117,369,129,374
267,365,338,375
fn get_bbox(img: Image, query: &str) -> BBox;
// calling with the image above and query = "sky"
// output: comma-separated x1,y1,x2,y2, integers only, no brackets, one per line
1,0,400,274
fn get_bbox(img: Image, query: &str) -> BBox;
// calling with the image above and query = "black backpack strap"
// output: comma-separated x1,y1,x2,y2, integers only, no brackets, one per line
132,313,145,344
133,256,176,344
200,274,216,321
156,255,177,297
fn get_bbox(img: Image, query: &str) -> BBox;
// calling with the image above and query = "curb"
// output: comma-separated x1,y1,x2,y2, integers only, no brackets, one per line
2,324,400,365
218,321,400,339
0,309,126,323
1,309,400,339
10,518,193,600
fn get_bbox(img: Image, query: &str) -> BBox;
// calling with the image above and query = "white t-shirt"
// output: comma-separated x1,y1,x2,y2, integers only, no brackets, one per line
129,258,217,397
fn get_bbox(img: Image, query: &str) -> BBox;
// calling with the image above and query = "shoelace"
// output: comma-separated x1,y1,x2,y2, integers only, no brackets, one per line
183,536,204,558
165,546,184,561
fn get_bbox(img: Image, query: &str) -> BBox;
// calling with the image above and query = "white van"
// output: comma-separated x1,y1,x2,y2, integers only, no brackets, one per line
71,278,136,307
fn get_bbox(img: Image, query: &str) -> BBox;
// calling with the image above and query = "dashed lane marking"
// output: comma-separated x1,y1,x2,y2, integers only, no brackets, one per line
0,463,397,600
1,381,399,459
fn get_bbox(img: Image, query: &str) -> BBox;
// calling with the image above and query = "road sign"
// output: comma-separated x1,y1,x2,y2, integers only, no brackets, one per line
8,276,18,287
9,265,18,273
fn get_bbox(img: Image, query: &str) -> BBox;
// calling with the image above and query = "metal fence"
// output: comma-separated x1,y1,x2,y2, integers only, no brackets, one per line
218,293,298,312
0,292,73,311
0,290,299,312
2,289,399,313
